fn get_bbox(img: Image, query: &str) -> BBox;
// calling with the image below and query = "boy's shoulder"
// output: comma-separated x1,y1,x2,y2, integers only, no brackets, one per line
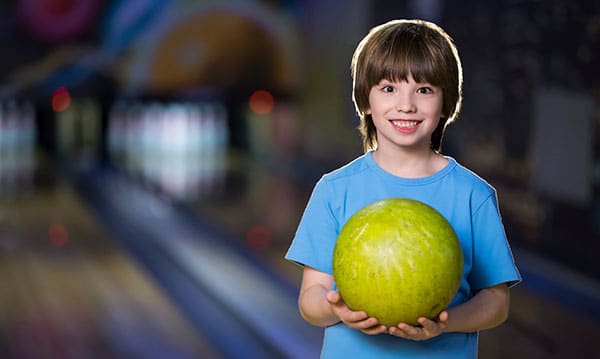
449,157,496,195
321,153,371,183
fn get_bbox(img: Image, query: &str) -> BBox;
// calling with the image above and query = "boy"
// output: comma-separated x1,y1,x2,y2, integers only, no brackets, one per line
285,19,521,358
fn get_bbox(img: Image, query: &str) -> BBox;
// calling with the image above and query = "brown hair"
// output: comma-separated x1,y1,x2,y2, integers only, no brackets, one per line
351,19,463,152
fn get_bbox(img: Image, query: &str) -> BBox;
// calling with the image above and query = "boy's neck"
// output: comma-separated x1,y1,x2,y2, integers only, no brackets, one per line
372,147,448,179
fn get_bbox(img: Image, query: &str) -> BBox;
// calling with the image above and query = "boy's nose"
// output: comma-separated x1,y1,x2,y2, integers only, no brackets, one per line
396,94,416,113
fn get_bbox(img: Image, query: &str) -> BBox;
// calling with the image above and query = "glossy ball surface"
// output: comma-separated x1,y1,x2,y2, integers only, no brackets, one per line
333,198,463,326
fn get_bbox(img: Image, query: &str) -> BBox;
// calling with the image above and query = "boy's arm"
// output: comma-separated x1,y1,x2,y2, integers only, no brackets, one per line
389,283,510,340
297,266,338,327
444,283,510,332
298,266,387,334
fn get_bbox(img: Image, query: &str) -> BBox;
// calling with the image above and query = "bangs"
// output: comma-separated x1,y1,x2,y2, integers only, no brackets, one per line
365,26,447,87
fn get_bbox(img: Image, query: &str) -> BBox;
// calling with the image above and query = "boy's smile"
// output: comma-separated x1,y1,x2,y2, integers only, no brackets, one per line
390,119,421,133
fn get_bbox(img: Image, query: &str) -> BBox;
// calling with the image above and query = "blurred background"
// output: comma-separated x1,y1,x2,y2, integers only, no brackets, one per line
0,0,599,358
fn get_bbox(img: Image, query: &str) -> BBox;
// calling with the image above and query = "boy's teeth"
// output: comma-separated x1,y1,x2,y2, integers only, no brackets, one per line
393,120,418,127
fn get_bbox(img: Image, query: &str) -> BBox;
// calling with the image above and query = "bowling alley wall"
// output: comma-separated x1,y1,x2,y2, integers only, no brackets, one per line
0,0,309,195
1,0,600,281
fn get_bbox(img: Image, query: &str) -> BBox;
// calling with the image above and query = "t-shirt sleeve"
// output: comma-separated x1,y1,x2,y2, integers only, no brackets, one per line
469,192,522,290
284,178,339,275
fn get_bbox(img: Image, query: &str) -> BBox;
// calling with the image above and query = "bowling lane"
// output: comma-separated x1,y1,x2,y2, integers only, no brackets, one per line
186,152,316,288
0,170,221,358
74,164,323,359
102,99,312,290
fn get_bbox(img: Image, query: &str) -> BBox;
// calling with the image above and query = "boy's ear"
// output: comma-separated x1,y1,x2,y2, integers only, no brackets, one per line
364,108,371,115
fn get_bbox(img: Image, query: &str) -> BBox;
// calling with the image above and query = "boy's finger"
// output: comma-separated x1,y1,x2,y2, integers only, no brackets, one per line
363,324,387,335
346,310,369,322
397,323,419,336
389,326,410,338
418,317,437,332
438,310,449,322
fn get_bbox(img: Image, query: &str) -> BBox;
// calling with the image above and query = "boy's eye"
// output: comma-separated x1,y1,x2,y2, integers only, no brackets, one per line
417,87,434,94
382,85,394,93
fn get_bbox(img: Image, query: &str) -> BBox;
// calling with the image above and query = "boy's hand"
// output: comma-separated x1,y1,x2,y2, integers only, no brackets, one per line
388,311,448,340
326,291,387,335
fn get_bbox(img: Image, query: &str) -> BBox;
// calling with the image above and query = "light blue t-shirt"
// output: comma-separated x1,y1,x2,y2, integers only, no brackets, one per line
285,151,521,358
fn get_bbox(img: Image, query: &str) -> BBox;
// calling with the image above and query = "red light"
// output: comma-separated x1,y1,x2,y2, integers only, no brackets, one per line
245,225,272,251
248,90,275,115
43,0,76,15
49,224,69,247
51,87,71,112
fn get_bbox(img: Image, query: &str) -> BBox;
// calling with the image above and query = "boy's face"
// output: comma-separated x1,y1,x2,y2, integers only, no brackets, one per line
365,74,443,152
